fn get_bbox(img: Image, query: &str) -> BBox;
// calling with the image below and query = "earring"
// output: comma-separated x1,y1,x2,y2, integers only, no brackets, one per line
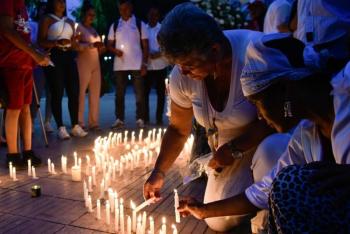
284,101,293,118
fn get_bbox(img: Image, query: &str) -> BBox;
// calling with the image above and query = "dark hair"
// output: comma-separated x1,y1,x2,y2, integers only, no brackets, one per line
119,0,133,6
45,0,67,16
80,0,95,20
32,2,47,21
157,3,224,62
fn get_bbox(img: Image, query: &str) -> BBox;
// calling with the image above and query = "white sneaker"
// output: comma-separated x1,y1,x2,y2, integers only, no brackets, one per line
58,126,71,140
71,125,88,137
44,122,54,133
111,119,125,129
136,119,145,128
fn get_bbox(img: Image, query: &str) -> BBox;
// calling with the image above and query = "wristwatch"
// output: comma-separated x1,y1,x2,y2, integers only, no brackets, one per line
227,141,243,159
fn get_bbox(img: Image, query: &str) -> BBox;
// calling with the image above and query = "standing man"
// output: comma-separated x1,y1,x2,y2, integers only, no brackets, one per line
144,6,169,125
0,0,50,167
107,0,149,129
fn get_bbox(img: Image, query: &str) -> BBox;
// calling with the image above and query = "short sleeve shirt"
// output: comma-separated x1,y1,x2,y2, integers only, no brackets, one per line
108,15,148,71
0,0,33,69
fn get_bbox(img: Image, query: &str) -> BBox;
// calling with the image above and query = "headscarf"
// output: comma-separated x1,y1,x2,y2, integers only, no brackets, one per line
240,33,314,97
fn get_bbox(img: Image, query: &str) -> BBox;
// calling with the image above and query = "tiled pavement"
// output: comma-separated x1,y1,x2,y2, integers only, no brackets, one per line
0,89,251,234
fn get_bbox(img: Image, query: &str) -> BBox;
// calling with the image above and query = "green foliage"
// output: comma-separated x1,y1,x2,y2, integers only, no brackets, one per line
191,0,248,30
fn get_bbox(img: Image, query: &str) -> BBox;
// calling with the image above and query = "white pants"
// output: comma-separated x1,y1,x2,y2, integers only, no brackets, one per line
204,133,290,232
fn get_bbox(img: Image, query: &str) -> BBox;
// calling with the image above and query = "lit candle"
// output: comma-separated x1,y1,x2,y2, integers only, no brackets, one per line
78,158,82,168
135,197,156,213
101,34,105,42
161,217,166,234
32,166,38,179
48,158,51,173
83,180,88,207
174,189,181,223
131,200,137,232
139,129,143,142
171,224,178,234
115,205,120,232
106,200,111,225
127,215,132,234
71,165,81,181
9,162,13,178
149,216,155,234
92,166,97,186
121,44,125,50
136,215,142,234
100,179,105,198
88,195,93,213
120,198,125,234
27,159,31,176
96,199,101,220
108,188,115,211
88,176,93,192
86,155,90,175
51,163,56,174
12,167,18,181
142,211,147,234
165,78,169,87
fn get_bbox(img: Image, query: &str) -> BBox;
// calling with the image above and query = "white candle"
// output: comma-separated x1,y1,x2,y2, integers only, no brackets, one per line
127,215,132,234
100,179,105,198
61,155,67,174
136,215,142,234
174,189,181,223
106,200,111,225
149,217,155,234
85,155,90,175
115,206,120,232
9,162,13,178
120,198,125,234
142,211,147,234
88,195,93,213
108,188,115,211
83,180,88,207
165,78,169,87
161,217,166,234
96,199,101,220
171,224,178,234
51,163,56,174
92,166,97,186
139,129,143,142
48,158,51,173
27,159,31,176
119,161,124,176
131,200,137,232
78,158,82,168
74,152,78,167
71,166,81,181
88,176,93,192
101,34,105,42
135,197,156,213
12,167,18,181
32,166,38,179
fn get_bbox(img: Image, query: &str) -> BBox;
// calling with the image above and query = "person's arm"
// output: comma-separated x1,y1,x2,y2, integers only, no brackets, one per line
106,24,123,57
140,38,149,76
178,193,259,220
143,101,193,200
0,14,49,65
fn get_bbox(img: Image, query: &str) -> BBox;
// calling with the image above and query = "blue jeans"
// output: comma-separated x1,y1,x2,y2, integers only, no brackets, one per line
114,70,145,121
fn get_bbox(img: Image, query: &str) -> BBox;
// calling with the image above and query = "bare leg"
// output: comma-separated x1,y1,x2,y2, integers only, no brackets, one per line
5,109,21,153
19,104,32,151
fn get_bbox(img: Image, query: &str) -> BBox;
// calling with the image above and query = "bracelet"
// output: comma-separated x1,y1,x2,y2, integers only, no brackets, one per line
152,169,165,178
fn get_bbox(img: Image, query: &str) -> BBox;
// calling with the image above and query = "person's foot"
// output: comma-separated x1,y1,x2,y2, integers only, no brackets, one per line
111,119,125,129
58,126,71,140
89,125,102,131
44,122,54,133
71,124,88,137
23,150,42,166
6,153,26,170
136,119,145,128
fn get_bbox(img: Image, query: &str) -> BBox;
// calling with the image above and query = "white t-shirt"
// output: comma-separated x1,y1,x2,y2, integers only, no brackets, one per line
170,30,262,147
147,23,168,70
245,61,350,209
108,15,148,71
263,0,291,34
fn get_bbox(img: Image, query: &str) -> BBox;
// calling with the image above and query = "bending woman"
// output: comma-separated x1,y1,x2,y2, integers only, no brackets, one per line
178,33,350,233
142,3,288,231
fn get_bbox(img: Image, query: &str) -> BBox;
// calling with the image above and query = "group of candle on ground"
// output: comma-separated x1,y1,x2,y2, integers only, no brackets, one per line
83,183,181,234
8,159,39,181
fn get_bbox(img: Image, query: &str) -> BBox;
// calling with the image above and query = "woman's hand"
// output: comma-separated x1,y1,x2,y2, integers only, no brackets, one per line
178,197,207,220
208,143,234,170
309,163,350,205
32,50,51,66
93,42,105,49
57,38,71,46
143,170,165,201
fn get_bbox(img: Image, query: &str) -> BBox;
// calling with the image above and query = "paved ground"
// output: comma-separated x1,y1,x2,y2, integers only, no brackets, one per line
0,88,251,234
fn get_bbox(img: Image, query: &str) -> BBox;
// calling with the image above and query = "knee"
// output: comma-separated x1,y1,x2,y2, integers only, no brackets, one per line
251,133,291,182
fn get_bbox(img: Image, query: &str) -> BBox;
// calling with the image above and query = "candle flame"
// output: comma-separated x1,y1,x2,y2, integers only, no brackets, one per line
131,200,136,209
162,217,166,224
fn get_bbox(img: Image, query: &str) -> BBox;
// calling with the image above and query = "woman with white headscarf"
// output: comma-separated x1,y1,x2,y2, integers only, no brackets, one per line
178,33,350,233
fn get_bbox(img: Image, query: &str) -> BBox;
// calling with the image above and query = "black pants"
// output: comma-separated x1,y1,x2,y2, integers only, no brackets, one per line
43,49,79,128
144,69,167,123
114,70,145,121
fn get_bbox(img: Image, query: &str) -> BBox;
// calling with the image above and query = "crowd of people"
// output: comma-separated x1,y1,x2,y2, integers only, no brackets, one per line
1,0,350,233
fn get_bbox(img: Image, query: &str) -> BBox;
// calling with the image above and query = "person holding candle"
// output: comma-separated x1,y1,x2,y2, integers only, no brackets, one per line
177,33,350,233
144,5,169,125
76,1,105,131
107,0,149,129
38,0,88,140
0,0,50,168
143,3,290,232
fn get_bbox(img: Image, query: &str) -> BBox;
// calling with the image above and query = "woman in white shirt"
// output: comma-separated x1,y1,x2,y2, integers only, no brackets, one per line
142,3,287,231
178,33,350,233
